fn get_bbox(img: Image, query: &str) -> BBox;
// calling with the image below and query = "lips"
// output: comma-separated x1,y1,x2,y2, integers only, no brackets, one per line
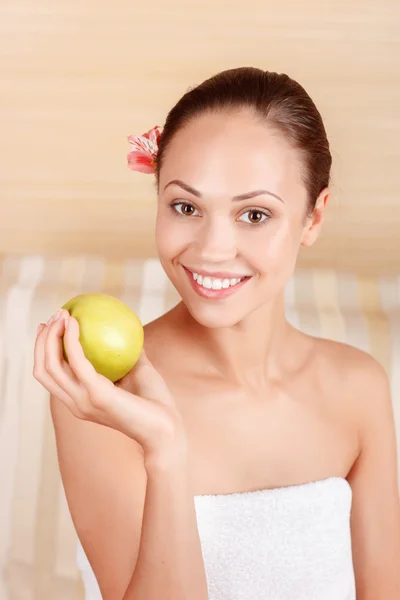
182,266,251,300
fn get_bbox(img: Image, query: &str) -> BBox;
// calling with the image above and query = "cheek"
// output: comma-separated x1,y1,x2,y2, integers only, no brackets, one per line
155,211,185,258
247,219,300,272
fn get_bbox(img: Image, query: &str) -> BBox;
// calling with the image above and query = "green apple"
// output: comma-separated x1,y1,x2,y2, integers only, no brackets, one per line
61,293,144,383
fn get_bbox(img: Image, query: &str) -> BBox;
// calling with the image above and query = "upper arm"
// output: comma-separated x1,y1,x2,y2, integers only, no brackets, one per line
347,354,400,599
50,393,148,600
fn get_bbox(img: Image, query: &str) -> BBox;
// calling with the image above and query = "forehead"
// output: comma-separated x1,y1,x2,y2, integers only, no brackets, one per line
159,110,306,201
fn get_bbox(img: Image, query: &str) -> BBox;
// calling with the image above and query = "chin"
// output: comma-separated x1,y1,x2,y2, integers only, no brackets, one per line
183,299,250,329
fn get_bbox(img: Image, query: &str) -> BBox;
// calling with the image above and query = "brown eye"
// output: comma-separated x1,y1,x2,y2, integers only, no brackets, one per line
171,202,199,217
182,203,195,215
239,209,270,225
249,210,262,223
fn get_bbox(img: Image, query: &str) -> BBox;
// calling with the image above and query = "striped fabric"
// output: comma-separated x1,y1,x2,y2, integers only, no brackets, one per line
0,253,399,600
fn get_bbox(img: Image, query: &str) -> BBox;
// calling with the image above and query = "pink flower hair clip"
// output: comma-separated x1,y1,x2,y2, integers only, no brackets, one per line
127,125,162,174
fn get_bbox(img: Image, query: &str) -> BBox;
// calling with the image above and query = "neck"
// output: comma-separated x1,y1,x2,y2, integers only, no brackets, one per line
174,294,296,390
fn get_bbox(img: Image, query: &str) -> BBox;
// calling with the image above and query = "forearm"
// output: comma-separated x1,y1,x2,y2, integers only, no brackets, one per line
123,449,209,600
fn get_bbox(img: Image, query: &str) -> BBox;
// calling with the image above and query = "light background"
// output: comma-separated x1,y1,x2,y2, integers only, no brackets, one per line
1,2,400,598
2,0,400,274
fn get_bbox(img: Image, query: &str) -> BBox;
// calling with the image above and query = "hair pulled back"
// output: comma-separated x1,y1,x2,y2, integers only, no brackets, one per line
155,67,331,213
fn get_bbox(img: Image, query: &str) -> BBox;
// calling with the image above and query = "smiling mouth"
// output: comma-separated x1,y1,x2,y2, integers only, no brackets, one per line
182,266,252,299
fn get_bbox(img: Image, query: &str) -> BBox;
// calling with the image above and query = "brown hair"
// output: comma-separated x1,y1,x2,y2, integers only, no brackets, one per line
155,67,331,214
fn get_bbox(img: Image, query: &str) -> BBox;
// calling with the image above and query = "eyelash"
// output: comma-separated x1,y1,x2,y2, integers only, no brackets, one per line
169,201,271,227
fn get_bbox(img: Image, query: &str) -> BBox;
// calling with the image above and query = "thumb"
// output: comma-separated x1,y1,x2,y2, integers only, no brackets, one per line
118,349,175,408
133,348,153,368
115,349,152,389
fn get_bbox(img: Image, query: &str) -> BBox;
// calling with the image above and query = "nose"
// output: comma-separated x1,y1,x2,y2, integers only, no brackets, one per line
196,217,237,263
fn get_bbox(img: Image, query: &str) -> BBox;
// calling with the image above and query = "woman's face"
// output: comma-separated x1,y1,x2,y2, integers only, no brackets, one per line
155,109,326,329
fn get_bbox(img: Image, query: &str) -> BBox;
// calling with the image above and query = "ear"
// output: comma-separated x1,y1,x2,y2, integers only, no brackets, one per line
301,187,330,247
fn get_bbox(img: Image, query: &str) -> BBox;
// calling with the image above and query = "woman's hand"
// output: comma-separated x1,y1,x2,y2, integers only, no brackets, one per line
33,309,187,460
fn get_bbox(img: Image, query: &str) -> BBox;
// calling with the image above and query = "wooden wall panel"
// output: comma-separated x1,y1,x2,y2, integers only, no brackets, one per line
1,0,399,274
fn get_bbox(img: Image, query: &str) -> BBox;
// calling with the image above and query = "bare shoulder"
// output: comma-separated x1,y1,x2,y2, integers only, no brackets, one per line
311,335,393,431
313,336,390,392
142,307,184,367
143,313,172,344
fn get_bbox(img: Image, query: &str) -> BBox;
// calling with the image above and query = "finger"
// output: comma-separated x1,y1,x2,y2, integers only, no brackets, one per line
38,374,84,419
62,314,100,389
37,322,46,336
33,320,82,415
126,349,175,407
44,311,83,400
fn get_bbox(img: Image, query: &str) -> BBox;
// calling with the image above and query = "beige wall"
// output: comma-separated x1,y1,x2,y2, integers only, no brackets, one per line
2,0,400,275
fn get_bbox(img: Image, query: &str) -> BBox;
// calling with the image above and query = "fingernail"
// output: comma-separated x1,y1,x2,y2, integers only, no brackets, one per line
47,310,62,325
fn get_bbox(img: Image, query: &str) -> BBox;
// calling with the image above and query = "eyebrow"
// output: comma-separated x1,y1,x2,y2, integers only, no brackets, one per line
163,179,284,203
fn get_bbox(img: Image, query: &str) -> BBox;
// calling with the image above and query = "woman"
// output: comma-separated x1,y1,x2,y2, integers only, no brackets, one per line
33,67,400,600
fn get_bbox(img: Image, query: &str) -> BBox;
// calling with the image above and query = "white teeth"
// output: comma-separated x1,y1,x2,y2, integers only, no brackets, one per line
212,279,222,290
190,271,245,290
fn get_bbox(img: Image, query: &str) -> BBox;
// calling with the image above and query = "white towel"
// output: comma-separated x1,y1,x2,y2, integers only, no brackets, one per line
77,476,356,600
